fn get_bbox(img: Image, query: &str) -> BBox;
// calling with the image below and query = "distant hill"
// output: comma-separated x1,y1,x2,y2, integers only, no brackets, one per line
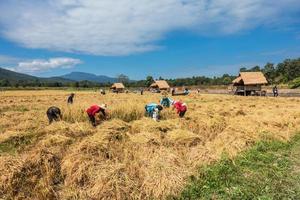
0,67,118,87
61,72,117,83
0,67,74,84
0,67,38,82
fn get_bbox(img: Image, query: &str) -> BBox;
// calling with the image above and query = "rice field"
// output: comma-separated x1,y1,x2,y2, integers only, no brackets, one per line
0,90,300,199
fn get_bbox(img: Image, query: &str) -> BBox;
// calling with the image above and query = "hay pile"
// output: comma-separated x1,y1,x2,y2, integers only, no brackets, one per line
0,149,63,199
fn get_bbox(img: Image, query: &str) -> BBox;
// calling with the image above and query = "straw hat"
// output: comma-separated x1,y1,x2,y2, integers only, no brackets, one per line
100,104,107,109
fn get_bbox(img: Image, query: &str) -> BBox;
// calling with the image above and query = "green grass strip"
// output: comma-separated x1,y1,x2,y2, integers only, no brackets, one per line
173,134,300,200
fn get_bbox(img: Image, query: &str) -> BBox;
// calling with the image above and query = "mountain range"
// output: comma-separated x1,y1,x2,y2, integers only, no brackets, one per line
0,67,117,84
61,72,117,83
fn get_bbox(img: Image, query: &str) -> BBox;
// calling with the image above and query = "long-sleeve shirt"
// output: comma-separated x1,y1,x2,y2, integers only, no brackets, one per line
173,101,187,113
145,103,158,113
86,105,105,117
160,97,173,107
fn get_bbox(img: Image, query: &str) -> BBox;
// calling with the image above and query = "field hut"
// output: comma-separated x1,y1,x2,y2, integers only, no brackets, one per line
150,80,170,92
111,83,125,93
232,72,268,96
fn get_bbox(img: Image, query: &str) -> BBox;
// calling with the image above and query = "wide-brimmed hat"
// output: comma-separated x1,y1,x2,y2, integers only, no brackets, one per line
100,104,107,109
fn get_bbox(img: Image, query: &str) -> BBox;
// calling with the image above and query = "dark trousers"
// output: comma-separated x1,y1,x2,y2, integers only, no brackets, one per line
179,110,186,118
67,96,73,104
88,114,96,126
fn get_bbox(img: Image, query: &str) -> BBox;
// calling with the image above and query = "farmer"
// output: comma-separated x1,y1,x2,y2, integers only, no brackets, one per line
100,89,106,95
86,104,108,127
47,106,62,124
145,103,163,121
171,88,175,96
184,88,190,95
172,100,187,118
273,85,278,97
67,93,75,104
160,92,173,108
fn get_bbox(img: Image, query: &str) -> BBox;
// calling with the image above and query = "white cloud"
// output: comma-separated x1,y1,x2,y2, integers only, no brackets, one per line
6,57,82,73
0,0,299,55
0,55,21,64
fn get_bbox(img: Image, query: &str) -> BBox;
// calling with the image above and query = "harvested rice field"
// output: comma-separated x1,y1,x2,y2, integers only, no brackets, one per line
0,90,300,199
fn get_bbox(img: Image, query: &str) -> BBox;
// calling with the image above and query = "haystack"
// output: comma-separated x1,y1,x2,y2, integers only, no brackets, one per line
150,80,170,91
232,72,268,96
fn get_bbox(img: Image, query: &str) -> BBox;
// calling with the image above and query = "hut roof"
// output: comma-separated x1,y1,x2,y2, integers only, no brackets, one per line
150,80,170,89
111,83,125,89
232,72,268,85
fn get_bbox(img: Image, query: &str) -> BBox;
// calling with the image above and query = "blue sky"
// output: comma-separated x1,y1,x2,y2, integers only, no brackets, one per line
0,0,300,80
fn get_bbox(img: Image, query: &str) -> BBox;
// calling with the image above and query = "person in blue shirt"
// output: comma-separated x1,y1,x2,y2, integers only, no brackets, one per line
145,103,163,121
160,96,173,108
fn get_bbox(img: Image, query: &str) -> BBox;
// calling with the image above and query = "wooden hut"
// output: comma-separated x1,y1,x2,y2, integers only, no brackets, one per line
232,72,268,96
111,83,125,93
150,80,170,92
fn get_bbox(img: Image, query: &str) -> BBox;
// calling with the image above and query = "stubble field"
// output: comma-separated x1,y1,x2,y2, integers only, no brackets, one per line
0,90,300,199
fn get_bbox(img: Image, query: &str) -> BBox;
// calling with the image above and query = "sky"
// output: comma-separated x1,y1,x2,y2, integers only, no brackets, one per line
0,0,300,80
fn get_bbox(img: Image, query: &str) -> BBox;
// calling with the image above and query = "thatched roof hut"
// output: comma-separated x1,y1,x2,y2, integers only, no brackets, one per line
150,80,170,90
232,72,268,85
232,72,268,96
111,83,125,92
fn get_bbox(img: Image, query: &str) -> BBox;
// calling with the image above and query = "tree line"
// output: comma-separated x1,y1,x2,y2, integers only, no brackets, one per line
0,79,111,88
1,57,299,88
129,58,300,88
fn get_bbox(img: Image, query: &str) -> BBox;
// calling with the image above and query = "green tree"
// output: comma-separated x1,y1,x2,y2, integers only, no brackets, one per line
240,67,247,72
222,77,232,85
34,79,42,87
71,81,80,88
145,76,154,87
250,66,261,72
0,79,10,87
263,63,276,84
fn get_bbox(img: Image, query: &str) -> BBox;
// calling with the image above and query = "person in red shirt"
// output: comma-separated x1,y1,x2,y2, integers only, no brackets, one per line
86,104,108,127
172,100,187,118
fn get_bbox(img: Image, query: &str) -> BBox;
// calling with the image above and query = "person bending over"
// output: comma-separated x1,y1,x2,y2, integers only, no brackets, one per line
172,100,187,118
145,103,163,121
86,104,108,127
160,96,173,108
67,93,75,104
47,106,62,124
